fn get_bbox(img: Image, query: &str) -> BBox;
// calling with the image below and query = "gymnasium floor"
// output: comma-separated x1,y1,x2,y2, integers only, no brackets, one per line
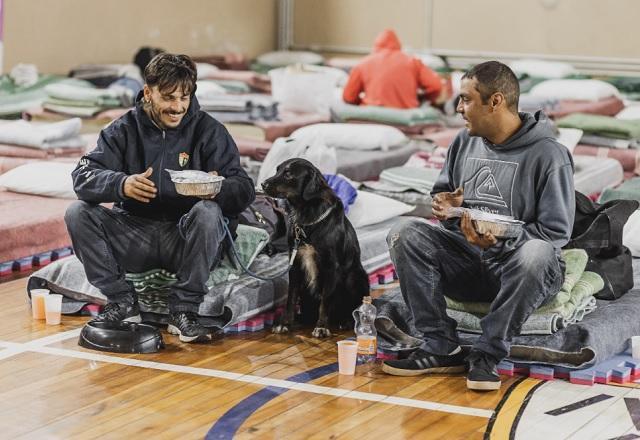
1,277,639,439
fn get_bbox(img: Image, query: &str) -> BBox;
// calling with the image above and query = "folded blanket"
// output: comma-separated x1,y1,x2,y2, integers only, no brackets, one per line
332,102,442,126
444,249,600,319
44,83,134,107
0,119,83,149
0,75,89,118
378,166,442,194
446,276,600,335
557,113,640,140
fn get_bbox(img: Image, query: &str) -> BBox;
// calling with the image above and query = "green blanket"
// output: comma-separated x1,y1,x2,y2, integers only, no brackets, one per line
599,177,640,204
556,113,640,140
0,75,90,118
445,249,603,319
331,102,442,126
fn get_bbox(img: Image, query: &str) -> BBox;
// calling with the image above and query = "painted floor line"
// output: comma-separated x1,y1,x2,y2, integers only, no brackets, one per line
14,343,494,418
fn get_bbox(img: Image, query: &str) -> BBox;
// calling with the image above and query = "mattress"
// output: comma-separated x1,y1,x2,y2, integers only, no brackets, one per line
0,191,74,263
234,136,272,161
336,142,420,181
547,96,626,119
573,154,624,197
356,217,397,274
574,144,640,175
254,111,330,141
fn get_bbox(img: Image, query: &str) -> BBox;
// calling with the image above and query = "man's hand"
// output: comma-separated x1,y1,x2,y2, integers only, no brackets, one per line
124,167,156,203
460,211,497,249
432,187,464,221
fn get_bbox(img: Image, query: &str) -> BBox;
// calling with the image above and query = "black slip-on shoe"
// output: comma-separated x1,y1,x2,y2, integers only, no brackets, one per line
382,348,467,376
466,350,501,391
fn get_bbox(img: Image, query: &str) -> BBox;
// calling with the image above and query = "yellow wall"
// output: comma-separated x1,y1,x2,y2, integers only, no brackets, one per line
292,0,640,61
3,0,277,74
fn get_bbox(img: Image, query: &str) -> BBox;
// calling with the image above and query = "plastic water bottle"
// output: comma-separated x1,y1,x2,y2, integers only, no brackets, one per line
355,296,377,365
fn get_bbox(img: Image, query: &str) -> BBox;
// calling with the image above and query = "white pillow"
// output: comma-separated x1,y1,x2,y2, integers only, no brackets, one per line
256,51,324,67
555,128,583,154
509,59,576,79
291,123,408,151
616,105,640,120
0,162,77,199
623,210,640,257
529,79,620,102
347,190,415,228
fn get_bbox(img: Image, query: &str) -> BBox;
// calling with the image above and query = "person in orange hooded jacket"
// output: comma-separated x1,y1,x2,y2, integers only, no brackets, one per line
342,29,444,109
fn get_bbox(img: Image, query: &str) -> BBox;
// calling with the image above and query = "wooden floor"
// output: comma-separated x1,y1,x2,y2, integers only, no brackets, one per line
2,277,640,439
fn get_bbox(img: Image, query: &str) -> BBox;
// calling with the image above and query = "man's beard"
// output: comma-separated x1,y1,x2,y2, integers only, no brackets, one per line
144,100,179,130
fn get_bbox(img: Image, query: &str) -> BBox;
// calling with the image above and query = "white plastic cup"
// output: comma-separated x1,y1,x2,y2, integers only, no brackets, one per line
44,294,63,325
337,340,358,375
31,289,50,320
632,336,640,359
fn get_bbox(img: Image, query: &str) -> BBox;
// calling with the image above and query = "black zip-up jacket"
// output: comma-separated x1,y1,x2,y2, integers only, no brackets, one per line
71,93,255,227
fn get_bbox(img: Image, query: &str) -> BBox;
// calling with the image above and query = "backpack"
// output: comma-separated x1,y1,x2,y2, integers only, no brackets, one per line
239,195,289,255
564,191,639,300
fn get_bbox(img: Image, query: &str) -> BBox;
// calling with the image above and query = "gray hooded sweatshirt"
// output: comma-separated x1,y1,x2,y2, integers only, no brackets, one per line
431,111,575,259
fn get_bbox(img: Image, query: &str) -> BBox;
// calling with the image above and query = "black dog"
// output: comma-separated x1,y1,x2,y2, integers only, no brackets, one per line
262,158,369,338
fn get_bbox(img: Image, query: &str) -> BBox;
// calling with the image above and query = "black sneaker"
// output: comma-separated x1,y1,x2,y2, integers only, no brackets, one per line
92,302,141,323
167,312,212,343
382,348,466,376
466,350,501,391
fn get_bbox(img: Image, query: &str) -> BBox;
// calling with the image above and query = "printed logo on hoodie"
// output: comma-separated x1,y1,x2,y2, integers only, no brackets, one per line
463,158,518,215
178,152,189,167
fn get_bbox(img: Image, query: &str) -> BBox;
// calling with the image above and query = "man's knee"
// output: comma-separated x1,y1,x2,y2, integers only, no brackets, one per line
516,240,556,274
387,217,435,250
64,200,96,230
187,201,224,230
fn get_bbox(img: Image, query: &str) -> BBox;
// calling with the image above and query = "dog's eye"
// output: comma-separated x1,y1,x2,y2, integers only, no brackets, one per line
284,171,293,180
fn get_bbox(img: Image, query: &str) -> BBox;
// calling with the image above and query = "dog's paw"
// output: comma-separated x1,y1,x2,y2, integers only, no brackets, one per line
272,324,290,334
311,327,332,338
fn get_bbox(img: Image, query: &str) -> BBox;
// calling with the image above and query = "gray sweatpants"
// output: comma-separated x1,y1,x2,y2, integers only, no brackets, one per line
64,200,226,313
387,218,564,361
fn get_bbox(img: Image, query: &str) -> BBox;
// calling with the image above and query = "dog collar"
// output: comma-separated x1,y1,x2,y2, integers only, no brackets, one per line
288,205,334,266
291,205,335,228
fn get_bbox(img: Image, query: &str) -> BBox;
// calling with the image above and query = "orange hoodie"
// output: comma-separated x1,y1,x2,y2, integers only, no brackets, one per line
342,29,443,109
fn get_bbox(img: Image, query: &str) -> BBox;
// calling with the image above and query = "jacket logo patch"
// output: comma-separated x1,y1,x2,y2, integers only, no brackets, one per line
178,152,189,167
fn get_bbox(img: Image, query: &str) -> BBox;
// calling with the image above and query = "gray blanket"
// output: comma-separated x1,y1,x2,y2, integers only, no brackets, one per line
28,253,289,330
372,258,640,369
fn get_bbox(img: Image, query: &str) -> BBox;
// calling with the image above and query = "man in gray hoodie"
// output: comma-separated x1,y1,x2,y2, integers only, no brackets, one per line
381,61,575,391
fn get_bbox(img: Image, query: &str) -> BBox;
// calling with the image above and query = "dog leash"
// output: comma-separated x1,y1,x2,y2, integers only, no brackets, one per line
221,218,293,281
220,205,335,282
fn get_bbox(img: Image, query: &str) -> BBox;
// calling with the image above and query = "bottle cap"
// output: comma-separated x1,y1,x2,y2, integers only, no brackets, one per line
363,296,372,304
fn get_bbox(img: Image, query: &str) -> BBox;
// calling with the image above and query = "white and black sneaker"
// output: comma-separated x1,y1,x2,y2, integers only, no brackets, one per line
382,348,467,376
466,350,501,391
167,312,212,343
92,302,141,323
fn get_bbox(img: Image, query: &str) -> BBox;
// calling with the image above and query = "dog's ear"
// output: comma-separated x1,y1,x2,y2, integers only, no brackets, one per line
302,169,324,201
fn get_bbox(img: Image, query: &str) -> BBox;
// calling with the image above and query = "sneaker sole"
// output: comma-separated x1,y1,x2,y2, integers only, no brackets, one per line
167,324,211,343
466,378,501,391
124,315,142,323
382,363,466,377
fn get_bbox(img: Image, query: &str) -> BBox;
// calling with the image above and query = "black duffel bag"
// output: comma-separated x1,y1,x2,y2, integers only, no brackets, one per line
564,191,639,300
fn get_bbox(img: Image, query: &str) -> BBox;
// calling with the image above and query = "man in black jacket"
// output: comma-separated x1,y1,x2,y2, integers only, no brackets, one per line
65,53,255,343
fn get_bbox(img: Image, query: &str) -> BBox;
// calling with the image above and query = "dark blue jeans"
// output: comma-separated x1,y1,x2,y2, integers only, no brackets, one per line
65,200,226,313
387,218,564,361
